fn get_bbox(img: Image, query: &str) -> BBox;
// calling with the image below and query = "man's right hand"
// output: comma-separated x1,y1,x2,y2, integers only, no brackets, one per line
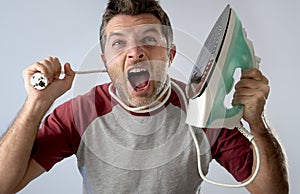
22,56,75,104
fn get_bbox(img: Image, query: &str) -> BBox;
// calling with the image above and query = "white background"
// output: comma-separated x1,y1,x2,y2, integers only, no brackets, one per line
0,0,299,193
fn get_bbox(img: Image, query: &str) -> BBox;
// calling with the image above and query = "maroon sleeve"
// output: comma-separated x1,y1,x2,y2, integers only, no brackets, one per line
203,128,253,182
31,100,81,171
31,84,112,171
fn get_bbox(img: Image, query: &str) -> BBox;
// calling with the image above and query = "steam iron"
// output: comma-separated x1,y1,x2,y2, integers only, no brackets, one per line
184,5,261,188
185,4,260,129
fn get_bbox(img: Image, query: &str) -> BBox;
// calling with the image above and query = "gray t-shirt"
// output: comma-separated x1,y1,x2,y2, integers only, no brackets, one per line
32,81,253,194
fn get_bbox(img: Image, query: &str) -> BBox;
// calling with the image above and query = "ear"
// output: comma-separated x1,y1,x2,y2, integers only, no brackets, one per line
168,44,176,67
101,53,106,67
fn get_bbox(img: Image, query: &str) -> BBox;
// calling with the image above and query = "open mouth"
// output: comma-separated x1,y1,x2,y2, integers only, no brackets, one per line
128,67,150,91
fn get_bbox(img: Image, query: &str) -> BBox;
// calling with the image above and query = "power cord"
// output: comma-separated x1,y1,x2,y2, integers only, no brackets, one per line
172,81,260,188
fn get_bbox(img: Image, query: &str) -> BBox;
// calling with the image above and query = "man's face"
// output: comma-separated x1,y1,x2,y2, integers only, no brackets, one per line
102,14,176,107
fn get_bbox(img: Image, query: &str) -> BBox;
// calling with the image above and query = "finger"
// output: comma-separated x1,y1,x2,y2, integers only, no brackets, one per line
42,57,61,81
27,57,61,81
61,63,75,90
235,79,263,89
234,88,258,97
241,68,269,84
52,57,62,79
232,95,266,114
30,61,49,75
235,80,270,99
232,95,265,117
63,62,75,77
232,93,266,107
232,89,266,105
234,88,266,100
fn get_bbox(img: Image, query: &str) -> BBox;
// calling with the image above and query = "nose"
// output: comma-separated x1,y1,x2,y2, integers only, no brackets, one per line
126,46,145,60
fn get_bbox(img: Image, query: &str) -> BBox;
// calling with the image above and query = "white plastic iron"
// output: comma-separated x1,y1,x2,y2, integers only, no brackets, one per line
185,4,261,188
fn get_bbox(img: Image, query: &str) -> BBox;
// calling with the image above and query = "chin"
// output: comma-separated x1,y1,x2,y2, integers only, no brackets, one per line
128,96,156,108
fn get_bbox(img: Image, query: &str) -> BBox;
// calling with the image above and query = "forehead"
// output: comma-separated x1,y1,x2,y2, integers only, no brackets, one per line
105,13,163,35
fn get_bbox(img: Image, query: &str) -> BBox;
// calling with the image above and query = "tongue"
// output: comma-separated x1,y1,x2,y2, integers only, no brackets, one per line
130,72,150,91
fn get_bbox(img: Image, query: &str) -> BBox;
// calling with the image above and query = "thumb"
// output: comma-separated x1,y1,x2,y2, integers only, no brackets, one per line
62,62,75,89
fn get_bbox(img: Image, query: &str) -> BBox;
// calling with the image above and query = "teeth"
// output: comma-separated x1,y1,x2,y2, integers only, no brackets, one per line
129,68,147,74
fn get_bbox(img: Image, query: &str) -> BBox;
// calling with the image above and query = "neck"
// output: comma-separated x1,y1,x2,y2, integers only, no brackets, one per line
109,76,171,113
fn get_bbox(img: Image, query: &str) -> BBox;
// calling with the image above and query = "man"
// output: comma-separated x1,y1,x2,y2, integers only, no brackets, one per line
0,0,288,193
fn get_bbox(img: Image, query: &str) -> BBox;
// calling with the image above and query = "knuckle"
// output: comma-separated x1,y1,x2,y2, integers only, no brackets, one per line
22,69,28,77
264,76,270,85
53,57,60,63
40,59,50,65
261,84,270,94
265,85,270,92
263,85,270,98
251,68,261,75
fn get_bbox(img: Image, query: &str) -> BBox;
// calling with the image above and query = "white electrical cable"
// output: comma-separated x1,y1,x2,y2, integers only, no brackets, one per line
108,76,171,114
171,81,261,188
62,69,107,74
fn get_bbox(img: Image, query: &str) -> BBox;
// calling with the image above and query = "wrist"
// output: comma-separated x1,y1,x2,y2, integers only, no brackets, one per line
249,117,271,137
22,97,53,124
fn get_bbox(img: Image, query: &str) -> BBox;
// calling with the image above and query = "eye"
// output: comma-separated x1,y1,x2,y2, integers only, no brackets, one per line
141,36,158,45
112,40,126,48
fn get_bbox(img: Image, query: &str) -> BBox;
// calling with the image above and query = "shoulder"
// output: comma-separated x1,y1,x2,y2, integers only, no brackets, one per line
48,83,113,134
169,79,187,109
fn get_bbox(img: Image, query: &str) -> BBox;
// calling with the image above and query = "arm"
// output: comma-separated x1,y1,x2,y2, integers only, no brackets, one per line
233,68,289,193
13,159,46,193
0,57,75,193
245,116,288,194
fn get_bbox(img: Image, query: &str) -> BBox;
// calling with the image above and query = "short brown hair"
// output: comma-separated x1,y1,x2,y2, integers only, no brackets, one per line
99,0,173,52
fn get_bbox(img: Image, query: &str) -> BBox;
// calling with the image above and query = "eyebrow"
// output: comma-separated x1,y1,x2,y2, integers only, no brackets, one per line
108,26,162,40
142,26,161,35
107,31,126,43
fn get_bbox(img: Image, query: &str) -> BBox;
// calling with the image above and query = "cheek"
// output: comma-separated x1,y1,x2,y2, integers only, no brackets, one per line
150,49,169,64
107,66,124,84
107,67,128,88
105,53,126,80
147,51,170,80
149,63,169,83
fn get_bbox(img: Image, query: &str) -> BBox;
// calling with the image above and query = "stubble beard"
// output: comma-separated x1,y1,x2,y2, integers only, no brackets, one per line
115,78,167,108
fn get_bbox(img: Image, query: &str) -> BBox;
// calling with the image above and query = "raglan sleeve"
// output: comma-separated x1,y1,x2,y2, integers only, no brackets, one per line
31,100,81,171
203,127,253,182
